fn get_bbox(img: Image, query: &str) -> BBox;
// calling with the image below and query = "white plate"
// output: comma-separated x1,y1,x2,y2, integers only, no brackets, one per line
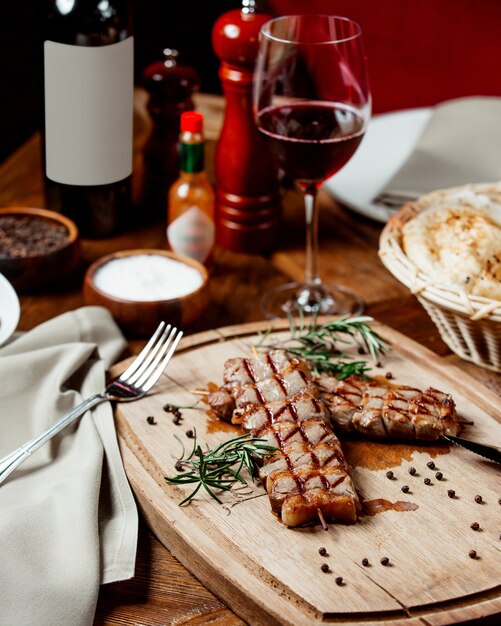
0,273,20,347
323,107,432,223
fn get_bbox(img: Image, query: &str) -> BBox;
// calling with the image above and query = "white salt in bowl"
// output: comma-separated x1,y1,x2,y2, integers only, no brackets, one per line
83,249,209,335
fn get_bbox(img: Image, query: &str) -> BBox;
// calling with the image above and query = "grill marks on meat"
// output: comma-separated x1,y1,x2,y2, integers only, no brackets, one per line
208,352,311,425
216,351,360,527
316,374,366,432
318,375,461,440
206,350,462,525
227,353,312,423
224,350,310,389
209,354,461,442
238,389,327,434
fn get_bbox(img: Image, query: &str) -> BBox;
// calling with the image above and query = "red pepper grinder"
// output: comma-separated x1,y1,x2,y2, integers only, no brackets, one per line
212,0,281,253
142,49,200,220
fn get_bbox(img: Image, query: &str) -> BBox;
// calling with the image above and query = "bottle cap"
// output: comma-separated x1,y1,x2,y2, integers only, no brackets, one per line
181,111,204,133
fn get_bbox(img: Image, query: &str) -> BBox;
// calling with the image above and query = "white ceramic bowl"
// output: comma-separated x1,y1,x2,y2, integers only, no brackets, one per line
0,272,20,347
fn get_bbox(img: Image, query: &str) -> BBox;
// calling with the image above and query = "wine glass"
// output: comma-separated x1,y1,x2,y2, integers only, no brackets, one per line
253,15,371,318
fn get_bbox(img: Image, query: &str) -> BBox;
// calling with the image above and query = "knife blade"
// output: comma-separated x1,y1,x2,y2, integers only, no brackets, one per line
442,435,501,464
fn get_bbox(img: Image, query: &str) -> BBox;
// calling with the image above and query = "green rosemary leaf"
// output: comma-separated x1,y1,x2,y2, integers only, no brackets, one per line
201,482,224,503
165,434,277,505
179,482,203,506
172,434,187,461
256,315,388,377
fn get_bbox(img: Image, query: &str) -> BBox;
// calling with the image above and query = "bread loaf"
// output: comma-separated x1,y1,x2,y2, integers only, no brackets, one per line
401,184,501,300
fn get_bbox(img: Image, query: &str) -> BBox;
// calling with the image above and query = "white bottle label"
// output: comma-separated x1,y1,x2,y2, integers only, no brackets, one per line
44,37,134,185
167,207,215,263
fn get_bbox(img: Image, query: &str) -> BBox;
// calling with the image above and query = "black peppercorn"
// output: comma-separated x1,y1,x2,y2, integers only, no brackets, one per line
447,489,456,498
175,461,184,472
357,346,366,355
435,472,443,481
408,467,416,476
426,461,435,470
335,576,343,586
164,404,183,420
424,478,431,485
172,415,181,425
470,522,480,531
498,497,501,505
380,557,390,566
385,372,393,380
474,495,482,504
0,215,70,258
401,485,410,493
386,470,394,479
186,429,194,438
318,547,328,556
321,563,330,573
376,361,382,368
362,558,369,566
146,415,156,425
468,550,477,559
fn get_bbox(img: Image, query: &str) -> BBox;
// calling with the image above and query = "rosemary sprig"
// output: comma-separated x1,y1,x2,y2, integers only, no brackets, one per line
165,430,277,506
257,315,388,379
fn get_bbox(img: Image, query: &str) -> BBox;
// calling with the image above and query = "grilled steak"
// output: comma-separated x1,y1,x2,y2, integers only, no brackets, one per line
207,350,462,524
316,374,366,432
206,387,234,422
317,374,461,440
212,351,361,527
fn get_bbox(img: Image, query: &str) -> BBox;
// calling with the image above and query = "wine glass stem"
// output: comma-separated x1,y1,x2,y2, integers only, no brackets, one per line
304,187,320,287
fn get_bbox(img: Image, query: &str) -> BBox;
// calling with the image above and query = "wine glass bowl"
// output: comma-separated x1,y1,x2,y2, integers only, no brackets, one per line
253,14,371,318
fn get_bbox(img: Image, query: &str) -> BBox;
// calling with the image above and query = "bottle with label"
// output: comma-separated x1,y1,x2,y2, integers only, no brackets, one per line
167,112,215,265
43,0,134,238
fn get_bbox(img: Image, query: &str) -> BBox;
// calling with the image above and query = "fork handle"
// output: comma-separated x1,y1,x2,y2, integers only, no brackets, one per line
0,393,107,486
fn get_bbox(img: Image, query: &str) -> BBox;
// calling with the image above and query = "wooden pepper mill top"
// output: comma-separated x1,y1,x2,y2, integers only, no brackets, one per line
212,0,281,254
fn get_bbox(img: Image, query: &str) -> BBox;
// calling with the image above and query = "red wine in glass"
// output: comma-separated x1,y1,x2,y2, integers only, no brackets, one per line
257,102,365,186
253,14,370,318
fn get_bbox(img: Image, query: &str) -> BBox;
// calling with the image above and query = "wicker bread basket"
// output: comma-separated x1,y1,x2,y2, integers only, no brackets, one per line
379,183,501,372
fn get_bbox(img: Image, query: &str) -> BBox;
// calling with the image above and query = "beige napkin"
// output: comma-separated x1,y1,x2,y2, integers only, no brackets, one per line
0,306,138,626
375,96,501,207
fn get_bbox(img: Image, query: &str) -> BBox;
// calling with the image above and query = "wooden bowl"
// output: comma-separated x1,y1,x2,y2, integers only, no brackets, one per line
83,249,209,335
0,207,80,292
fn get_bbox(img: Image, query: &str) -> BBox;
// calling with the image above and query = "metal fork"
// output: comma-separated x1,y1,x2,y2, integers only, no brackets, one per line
0,321,183,486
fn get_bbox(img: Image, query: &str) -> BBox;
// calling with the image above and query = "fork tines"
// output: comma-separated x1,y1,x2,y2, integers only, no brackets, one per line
119,322,183,394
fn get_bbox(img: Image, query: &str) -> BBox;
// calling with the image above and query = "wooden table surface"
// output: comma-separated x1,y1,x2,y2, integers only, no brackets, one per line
0,93,499,625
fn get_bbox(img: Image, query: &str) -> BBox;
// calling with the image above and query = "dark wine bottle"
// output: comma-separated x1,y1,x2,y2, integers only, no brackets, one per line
43,0,133,237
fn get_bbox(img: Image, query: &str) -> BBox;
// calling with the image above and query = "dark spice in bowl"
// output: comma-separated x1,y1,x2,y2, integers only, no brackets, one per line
0,215,69,258
0,208,79,292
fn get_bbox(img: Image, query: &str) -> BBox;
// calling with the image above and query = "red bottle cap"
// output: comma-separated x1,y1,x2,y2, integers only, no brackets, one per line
181,111,204,133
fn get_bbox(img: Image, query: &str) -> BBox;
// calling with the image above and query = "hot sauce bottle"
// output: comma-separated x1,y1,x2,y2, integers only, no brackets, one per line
167,112,215,265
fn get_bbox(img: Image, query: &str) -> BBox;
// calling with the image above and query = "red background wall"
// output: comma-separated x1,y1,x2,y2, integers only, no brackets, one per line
1,1,500,162
270,1,501,113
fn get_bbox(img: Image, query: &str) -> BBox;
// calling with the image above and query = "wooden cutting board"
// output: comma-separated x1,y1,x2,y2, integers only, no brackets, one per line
115,320,501,625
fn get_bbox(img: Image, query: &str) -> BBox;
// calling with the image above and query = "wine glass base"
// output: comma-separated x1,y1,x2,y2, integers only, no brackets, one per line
261,281,364,319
